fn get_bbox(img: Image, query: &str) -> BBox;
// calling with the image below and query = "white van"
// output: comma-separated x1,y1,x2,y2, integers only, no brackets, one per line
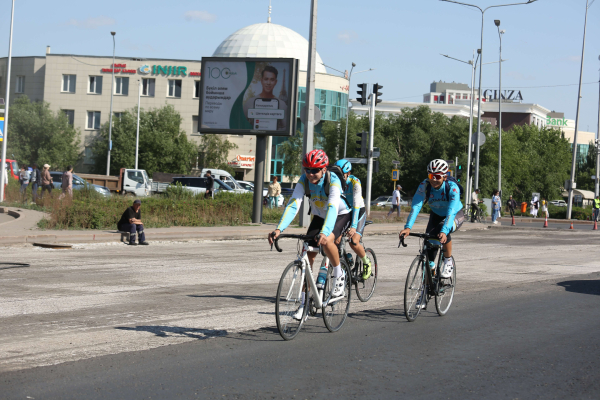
200,168,245,190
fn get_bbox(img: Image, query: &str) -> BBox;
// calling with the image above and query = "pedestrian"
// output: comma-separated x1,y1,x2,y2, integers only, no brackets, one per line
40,164,53,198
491,189,501,224
267,176,281,208
470,188,481,222
386,184,403,218
19,165,30,203
2,165,8,201
60,165,73,199
593,195,600,222
117,199,149,246
506,195,517,217
530,195,539,218
30,163,41,202
204,170,214,199
541,198,549,219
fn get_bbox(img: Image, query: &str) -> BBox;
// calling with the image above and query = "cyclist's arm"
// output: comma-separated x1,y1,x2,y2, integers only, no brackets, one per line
350,179,365,229
321,182,342,237
276,177,306,233
441,183,463,235
405,181,427,230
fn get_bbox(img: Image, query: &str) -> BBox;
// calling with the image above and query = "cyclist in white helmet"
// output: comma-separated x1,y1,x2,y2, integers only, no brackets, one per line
399,159,464,284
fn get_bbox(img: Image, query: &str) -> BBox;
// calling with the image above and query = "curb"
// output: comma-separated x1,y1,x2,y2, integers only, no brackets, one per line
0,207,21,226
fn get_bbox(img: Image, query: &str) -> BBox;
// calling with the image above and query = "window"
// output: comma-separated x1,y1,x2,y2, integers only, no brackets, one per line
194,80,200,98
126,170,145,184
89,76,102,94
192,116,199,134
115,77,129,95
84,147,95,165
142,78,155,97
62,110,75,126
87,111,101,130
168,79,182,98
114,112,123,120
16,76,25,93
62,75,76,93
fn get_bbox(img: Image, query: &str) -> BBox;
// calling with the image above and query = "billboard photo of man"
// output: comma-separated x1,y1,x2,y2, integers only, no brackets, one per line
243,65,289,131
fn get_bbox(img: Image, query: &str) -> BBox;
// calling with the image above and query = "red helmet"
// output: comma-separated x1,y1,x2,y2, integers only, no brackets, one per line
303,149,329,169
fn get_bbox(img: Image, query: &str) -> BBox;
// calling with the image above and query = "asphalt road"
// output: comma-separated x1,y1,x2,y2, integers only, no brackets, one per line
2,271,599,399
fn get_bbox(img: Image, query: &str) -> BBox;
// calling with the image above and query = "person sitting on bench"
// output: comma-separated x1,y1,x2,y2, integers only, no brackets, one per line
117,199,149,246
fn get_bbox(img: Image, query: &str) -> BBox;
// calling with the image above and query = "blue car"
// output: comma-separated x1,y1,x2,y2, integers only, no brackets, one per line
49,171,111,197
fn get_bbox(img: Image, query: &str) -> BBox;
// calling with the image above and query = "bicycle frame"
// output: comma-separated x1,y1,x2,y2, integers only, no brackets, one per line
293,241,324,309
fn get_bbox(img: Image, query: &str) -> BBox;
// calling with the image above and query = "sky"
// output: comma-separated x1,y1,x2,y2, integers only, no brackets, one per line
0,0,599,134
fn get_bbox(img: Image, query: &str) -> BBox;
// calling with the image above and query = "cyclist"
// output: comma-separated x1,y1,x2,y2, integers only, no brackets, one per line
399,159,464,283
334,159,372,281
268,149,352,318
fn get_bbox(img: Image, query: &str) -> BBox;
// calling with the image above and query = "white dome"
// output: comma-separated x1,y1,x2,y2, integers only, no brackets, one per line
212,23,327,74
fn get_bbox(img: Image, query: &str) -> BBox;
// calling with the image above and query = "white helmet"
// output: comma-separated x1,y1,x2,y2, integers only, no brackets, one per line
427,159,449,174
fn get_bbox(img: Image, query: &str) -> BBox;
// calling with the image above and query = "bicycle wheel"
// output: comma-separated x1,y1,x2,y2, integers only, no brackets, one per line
404,256,425,322
322,260,352,332
355,248,378,302
275,261,306,341
435,257,456,316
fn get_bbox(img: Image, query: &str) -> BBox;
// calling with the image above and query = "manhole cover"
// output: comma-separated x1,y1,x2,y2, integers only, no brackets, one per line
33,243,73,249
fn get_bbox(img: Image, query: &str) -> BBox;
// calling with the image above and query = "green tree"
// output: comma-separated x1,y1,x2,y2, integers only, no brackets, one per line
91,105,197,176
6,95,81,169
198,134,238,174
575,140,597,192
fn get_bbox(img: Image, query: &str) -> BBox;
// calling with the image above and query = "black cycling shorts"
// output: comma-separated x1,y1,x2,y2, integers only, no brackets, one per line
305,212,352,247
425,210,464,243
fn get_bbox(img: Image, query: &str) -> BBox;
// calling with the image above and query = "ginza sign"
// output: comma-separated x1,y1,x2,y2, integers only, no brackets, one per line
482,89,524,101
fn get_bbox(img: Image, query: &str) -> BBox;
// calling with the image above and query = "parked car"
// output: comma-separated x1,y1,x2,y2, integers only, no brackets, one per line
171,177,251,196
549,200,567,207
370,195,408,207
49,171,111,197
237,180,285,207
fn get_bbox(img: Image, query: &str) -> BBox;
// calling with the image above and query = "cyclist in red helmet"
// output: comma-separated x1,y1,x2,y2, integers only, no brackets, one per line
268,149,352,316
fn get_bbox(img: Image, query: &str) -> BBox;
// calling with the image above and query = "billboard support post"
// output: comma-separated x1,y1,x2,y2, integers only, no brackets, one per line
299,0,318,227
252,136,267,224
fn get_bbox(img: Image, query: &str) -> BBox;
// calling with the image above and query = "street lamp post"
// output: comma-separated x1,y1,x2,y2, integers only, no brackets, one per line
0,0,16,203
495,20,505,196
567,0,593,220
343,62,355,158
440,0,537,191
135,80,141,170
106,31,116,176
595,55,600,197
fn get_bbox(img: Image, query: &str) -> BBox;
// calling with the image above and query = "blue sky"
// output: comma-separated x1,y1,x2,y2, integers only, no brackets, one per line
1,0,599,134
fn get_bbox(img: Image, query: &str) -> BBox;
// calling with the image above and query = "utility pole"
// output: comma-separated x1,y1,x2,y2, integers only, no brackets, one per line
298,0,318,227
135,80,141,170
365,88,375,216
0,0,15,203
106,31,116,176
595,55,600,197
343,62,355,158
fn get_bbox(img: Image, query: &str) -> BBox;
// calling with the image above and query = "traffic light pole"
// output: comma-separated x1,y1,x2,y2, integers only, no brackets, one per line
365,93,376,217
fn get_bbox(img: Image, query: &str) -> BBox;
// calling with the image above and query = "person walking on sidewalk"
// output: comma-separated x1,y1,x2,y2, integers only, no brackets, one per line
491,190,501,224
30,164,41,203
204,170,214,199
593,195,600,222
507,195,517,218
40,164,53,198
117,199,149,246
60,166,73,199
470,188,482,222
2,165,8,201
530,195,539,218
541,199,549,219
386,184,403,218
19,166,30,203
267,176,281,208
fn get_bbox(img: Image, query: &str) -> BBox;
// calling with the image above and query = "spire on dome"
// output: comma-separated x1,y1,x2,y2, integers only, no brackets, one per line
267,0,272,23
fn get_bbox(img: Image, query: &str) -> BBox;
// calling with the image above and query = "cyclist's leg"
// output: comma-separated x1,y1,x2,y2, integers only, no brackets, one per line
349,208,367,258
425,212,446,267
305,216,324,269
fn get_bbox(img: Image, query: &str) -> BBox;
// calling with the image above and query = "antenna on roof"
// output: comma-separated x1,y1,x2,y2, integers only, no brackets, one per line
268,0,272,23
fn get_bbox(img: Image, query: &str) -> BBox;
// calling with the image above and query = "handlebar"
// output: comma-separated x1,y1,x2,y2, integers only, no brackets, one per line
398,232,439,248
270,233,318,253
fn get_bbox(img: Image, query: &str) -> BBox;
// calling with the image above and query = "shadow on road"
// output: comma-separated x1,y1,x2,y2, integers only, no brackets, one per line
115,325,228,339
188,294,276,304
556,280,600,296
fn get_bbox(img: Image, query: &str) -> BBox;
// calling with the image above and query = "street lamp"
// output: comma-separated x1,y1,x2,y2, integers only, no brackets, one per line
106,31,116,176
0,0,15,203
495,20,505,196
440,0,537,191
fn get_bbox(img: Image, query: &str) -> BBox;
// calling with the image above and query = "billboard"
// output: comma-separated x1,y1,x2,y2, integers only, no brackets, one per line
198,57,299,136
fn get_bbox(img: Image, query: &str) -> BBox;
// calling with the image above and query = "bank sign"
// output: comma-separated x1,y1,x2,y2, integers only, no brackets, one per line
546,117,572,128
101,64,201,77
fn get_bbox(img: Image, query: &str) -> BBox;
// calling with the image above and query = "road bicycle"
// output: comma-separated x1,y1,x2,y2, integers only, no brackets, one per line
399,232,456,322
271,234,352,341
322,222,378,302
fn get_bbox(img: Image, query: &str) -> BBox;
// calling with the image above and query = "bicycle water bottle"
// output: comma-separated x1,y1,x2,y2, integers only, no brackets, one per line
316,265,327,289
345,253,353,267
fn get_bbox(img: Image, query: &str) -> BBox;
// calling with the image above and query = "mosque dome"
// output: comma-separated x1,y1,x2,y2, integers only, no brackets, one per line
212,22,327,74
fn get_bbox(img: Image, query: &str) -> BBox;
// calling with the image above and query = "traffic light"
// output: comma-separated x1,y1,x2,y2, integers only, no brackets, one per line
373,83,383,106
357,83,368,105
356,131,367,156
374,159,380,173
456,165,463,182
469,162,474,177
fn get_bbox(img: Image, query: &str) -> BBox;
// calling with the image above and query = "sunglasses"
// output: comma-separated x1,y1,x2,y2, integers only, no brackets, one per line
304,168,321,175
428,173,445,181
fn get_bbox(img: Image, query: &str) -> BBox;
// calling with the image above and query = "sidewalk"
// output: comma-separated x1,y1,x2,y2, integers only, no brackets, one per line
0,207,492,246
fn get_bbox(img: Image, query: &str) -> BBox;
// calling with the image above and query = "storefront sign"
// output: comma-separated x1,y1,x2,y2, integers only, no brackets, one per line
100,63,200,77
101,63,136,73
546,117,570,127
228,155,255,169
482,89,523,101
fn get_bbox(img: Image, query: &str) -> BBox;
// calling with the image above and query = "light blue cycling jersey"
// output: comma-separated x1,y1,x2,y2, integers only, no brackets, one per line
277,172,350,237
344,175,365,229
405,179,463,235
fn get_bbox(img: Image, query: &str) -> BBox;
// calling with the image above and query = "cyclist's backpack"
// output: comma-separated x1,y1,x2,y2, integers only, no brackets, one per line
306,165,351,213
424,175,464,204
